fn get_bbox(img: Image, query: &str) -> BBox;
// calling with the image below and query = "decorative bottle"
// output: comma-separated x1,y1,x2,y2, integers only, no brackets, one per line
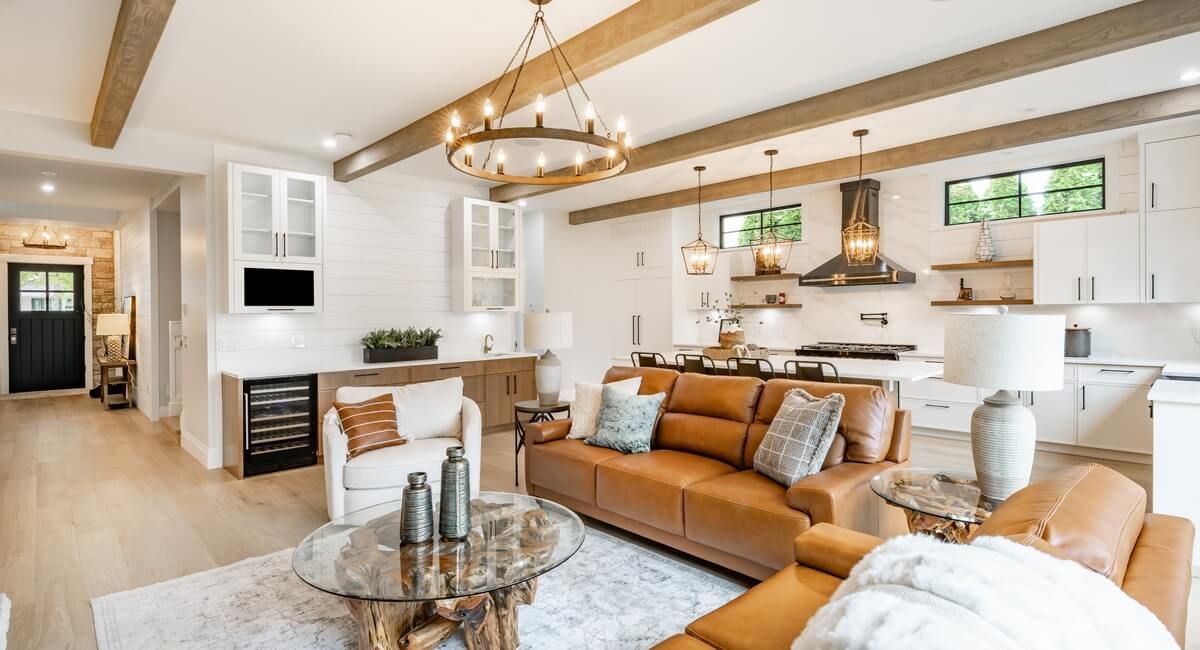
401,472,434,544
439,446,471,541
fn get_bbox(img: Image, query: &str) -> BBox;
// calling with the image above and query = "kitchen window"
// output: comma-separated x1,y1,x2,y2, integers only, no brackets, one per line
719,203,802,248
945,158,1105,225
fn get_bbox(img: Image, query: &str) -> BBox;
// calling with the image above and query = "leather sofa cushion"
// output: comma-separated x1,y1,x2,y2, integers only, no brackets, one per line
749,379,894,464
974,463,1146,584
655,635,716,650
596,450,736,535
657,374,762,467
684,470,812,570
657,413,750,468
525,439,623,505
604,366,680,397
343,437,460,490
1120,513,1195,646
685,564,841,650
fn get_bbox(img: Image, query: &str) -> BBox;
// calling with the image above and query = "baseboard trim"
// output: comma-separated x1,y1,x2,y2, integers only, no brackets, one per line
158,404,182,418
180,428,219,469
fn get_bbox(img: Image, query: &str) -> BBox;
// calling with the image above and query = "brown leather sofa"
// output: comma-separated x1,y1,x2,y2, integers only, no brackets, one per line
523,366,912,580
657,463,1195,650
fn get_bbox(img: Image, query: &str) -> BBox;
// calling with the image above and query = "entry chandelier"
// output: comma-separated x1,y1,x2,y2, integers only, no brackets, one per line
22,224,69,250
680,166,717,275
750,149,792,275
444,0,631,186
843,129,880,266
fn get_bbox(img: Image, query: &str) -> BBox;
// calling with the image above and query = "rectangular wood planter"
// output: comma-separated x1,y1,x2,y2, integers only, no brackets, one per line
362,346,438,364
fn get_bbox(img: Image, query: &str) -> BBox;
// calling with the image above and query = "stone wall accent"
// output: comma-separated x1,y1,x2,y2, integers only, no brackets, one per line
0,223,117,386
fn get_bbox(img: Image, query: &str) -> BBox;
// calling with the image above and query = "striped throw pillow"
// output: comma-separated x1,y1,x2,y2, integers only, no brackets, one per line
334,393,404,459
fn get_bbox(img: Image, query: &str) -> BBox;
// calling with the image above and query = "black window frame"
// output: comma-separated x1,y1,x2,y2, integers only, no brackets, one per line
943,157,1106,226
718,202,803,249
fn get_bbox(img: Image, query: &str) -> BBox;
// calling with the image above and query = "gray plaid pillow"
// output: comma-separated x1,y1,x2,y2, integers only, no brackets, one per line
753,388,845,486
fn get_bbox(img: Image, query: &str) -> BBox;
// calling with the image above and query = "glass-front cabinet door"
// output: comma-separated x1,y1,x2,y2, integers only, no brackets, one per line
468,201,495,272
494,205,518,272
469,276,518,311
281,173,321,262
234,167,279,261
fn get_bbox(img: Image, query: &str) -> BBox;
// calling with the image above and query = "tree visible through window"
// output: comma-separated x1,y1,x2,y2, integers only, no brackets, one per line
945,159,1105,225
719,203,802,248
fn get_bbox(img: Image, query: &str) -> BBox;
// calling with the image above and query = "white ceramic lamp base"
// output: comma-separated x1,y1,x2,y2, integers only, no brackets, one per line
970,389,1036,503
535,349,562,406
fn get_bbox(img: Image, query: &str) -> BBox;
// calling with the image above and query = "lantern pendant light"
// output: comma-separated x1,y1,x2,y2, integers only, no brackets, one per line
680,165,717,275
842,129,880,266
750,149,792,275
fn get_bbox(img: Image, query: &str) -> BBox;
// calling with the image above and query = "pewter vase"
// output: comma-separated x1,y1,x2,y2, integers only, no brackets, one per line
401,471,434,544
439,446,471,540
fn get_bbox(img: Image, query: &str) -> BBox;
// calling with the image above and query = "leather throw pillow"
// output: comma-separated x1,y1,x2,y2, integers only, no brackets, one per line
334,393,404,459
585,385,665,454
568,376,642,439
754,388,845,486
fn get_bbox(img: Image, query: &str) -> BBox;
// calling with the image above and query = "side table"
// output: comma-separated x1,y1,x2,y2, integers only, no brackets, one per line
869,467,995,543
99,359,137,410
513,399,571,485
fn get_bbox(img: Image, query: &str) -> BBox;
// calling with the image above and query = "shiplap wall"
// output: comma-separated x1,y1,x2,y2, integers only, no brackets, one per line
215,171,516,372
118,204,155,418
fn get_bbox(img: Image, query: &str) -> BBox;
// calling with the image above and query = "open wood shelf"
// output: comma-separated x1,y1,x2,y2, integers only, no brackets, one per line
929,259,1033,271
930,299,1034,307
729,273,802,282
733,303,803,310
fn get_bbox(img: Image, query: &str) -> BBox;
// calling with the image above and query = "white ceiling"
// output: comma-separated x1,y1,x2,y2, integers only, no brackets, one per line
3,0,1199,213
0,151,178,214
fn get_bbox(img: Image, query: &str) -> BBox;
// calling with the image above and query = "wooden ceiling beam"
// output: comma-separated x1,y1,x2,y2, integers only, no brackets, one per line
333,0,758,183
568,86,1200,224
495,0,1200,203
90,0,175,148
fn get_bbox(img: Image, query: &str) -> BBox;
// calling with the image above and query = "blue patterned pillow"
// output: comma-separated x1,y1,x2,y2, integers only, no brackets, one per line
585,385,666,454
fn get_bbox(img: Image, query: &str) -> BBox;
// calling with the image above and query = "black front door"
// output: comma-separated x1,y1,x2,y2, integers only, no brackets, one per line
8,263,86,392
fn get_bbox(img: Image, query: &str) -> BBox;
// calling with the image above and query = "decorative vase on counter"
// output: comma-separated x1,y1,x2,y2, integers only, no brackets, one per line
439,446,471,541
401,472,434,544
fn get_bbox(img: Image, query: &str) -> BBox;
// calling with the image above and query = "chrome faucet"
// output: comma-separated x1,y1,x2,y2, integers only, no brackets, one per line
483,334,494,354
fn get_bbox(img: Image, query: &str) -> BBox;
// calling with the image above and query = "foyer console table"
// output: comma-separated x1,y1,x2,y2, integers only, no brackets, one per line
99,359,136,410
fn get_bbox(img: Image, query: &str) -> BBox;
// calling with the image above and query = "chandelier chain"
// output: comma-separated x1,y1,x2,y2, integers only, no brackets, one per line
483,15,539,168
850,132,866,226
540,17,611,137
696,167,703,236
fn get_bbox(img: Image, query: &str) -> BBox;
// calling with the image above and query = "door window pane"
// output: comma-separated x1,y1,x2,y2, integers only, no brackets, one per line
19,271,45,290
48,272,74,291
48,292,75,311
19,293,46,311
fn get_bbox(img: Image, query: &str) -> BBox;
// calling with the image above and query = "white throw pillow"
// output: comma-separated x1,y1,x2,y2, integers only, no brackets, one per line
335,376,463,441
568,376,642,439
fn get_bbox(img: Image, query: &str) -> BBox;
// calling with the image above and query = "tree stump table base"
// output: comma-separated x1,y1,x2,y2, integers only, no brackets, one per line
345,578,538,650
902,509,977,544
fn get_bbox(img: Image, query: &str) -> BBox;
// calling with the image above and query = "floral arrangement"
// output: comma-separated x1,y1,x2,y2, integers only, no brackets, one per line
361,327,443,350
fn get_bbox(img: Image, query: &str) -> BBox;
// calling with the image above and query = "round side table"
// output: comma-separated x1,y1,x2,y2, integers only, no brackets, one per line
869,468,996,544
513,399,571,486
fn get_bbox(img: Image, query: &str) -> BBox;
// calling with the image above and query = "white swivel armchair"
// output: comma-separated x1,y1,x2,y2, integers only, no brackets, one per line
323,376,482,519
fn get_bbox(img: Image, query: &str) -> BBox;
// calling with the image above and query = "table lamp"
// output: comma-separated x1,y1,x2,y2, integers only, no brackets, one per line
524,311,573,405
943,308,1064,502
95,313,131,361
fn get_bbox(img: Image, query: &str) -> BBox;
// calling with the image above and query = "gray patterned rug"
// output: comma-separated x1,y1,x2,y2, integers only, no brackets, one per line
91,527,746,649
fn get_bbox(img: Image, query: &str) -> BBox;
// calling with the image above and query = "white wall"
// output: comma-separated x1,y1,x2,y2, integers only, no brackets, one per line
154,209,181,410
118,203,155,419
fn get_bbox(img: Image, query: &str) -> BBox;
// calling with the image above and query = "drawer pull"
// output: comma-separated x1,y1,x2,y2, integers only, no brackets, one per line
1097,368,1134,374
353,372,380,378
923,403,951,409
439,366,462,371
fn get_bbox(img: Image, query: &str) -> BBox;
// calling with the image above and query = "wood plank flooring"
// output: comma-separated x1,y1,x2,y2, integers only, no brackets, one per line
0,394,1193,649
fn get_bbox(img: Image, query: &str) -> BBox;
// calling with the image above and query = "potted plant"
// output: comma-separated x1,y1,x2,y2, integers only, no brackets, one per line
361,327,443,363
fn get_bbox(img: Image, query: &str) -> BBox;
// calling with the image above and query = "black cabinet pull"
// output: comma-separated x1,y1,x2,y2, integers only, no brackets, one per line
439,365,462,371
1081,385,1086,411
923,403,951,409
1150,182,1156,208
1098,368,1134,374
1030,392,1035,406
631,315,636,345
353,372,380,378
1151,273,1156,300
1076,277,1081,302
1090,276,1095,301
283,233,287,257
274,233,279,256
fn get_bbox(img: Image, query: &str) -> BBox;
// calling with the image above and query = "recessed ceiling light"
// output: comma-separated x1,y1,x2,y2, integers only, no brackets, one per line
321,133,353,150
1182,69,1200,82
39,181,56,194
891,194,901,200
517,199,528,207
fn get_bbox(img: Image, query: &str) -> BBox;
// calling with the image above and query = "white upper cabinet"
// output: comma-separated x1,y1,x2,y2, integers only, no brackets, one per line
612,215,671,280
1146,135,1200,212
229,163,325,264
1034,213,1138,304
1146,207,1200,303
451,197,522,312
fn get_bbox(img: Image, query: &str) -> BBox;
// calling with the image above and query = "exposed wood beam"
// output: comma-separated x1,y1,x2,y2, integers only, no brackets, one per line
569,86,1200,224
333,0,758,183
90,0,175,148
495,0,1200,203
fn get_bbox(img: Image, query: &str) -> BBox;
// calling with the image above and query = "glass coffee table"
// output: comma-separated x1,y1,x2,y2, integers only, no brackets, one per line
870,468,995,543
293,491,585,650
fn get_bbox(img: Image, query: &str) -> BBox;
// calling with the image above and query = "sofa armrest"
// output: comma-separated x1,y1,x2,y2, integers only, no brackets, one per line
786,460,893,529
525,418,572,444
323,408,348,519
793,523,883,579
461,397,482,496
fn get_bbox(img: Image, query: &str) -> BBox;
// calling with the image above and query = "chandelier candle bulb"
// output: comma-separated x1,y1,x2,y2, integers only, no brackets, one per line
483,99,494,130
617,114,627,144
450,110,461,130
585,101,595,133
537,152,546,178
444,128,454,145
535,94,545,127
496,149,506,175
574,151,583,176
464,145,474,168
607,147,616,169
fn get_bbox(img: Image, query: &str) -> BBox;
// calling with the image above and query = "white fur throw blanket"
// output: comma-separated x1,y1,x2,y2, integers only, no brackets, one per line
793,534,1178,650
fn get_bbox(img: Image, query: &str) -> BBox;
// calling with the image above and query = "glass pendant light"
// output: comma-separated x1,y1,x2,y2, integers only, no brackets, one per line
680,165,717,275
842,129,880,266
750,149,792,275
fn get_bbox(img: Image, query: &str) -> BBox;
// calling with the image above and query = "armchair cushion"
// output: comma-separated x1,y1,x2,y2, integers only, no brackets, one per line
335,376,464,441
333,393,404,459
343,437,462,490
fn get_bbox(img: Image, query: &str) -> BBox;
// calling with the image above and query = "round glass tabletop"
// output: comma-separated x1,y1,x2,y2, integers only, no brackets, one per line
869,468,995,525
292,491,585,602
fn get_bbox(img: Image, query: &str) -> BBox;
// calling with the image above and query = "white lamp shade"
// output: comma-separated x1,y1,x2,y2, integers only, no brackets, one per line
524,312,573,350
943,312,1064,391
95,312,131,336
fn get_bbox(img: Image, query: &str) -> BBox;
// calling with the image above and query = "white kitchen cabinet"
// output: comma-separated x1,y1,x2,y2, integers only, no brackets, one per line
1146,208,1200,303
681,255,729,311
1025,385,1076,445
230,163,325,264
1146,134,1200,212
612,277,671,355
1077,383,1153,454
613,215,671,280
451,198,522,312
1034,214,1138,305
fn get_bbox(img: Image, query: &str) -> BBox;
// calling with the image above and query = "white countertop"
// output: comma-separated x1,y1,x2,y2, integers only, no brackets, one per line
1149,378,1200,405
900,351,1175,368
220,351,539,380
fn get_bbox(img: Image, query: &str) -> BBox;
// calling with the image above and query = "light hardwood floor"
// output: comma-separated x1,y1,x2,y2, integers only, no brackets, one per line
0,394,1192,649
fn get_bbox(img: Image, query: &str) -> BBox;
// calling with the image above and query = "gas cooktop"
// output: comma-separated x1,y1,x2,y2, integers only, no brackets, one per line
794,342,917,361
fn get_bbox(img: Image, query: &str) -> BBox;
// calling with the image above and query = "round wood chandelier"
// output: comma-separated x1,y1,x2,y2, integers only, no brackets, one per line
444,0,631,186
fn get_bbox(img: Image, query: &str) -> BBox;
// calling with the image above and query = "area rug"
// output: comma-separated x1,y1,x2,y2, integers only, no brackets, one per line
91,527,746,649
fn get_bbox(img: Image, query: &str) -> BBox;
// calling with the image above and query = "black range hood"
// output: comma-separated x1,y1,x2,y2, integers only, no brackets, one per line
800,178,916,287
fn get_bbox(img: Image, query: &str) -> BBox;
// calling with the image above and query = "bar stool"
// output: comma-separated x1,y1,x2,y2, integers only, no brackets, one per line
784,359,841,383
631,352,669,368
675,353,718,375
726,357,775,380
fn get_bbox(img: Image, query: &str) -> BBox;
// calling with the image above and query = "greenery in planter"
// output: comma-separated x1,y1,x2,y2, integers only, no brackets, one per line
361,327,443,349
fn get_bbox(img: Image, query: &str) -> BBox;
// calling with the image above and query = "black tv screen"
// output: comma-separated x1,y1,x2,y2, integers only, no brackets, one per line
243,267,315,307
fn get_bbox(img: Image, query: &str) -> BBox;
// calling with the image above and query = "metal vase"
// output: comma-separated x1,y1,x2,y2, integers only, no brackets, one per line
401,472,434,544
439,446,471,540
